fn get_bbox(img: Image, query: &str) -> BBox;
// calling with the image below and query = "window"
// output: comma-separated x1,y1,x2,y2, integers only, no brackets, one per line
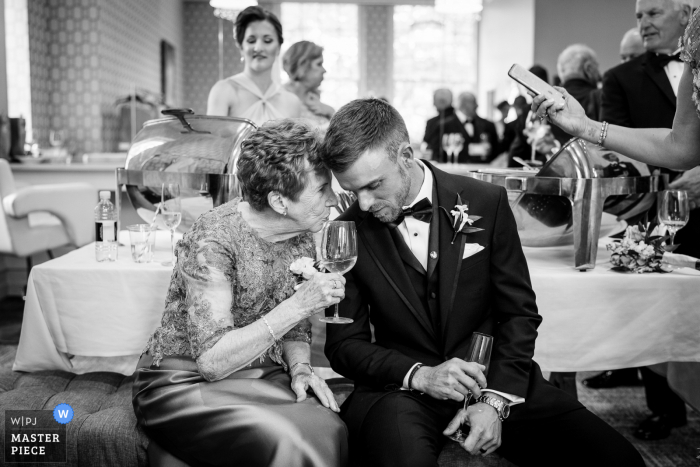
393,5,478,143
281,3,359,112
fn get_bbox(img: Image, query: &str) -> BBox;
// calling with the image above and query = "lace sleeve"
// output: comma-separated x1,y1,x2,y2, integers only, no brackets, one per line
281,318,312,344
179,233,236,360
680,8,700,65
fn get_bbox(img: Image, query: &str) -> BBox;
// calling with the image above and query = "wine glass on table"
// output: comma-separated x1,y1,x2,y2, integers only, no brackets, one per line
658,190,689,246
159,184,181,267
445,332,493,443
319,221,357,324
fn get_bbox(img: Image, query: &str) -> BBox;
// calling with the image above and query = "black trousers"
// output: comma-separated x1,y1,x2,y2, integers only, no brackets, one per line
352,391,645,467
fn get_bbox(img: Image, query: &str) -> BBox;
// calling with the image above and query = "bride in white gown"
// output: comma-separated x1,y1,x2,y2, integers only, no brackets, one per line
207,6,302,125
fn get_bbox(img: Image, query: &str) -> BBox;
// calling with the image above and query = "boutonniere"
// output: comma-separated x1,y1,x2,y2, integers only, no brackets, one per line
440,194,484,244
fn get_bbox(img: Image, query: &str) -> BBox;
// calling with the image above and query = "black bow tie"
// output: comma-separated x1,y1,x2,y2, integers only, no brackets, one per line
651,52,682,68
388,197,433,229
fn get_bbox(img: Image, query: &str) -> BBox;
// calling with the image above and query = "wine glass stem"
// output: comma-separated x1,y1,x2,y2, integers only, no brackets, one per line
670,231,676,246
333,303,340,319
170,229,175,264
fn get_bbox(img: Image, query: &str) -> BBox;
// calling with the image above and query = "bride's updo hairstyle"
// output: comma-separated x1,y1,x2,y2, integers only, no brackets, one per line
237,119,326,211
234,6,283,46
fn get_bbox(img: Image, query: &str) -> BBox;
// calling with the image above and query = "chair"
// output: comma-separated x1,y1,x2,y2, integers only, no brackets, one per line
0,159,95,272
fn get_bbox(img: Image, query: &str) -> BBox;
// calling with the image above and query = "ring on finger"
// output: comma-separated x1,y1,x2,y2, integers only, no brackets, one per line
332,280,339,289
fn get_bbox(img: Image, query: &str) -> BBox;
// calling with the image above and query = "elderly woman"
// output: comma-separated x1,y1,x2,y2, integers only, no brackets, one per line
283,41,335,130
132,119,348,467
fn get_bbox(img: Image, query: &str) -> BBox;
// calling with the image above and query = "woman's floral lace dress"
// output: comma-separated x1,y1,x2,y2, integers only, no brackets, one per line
142,198,313,371
681,7,700,118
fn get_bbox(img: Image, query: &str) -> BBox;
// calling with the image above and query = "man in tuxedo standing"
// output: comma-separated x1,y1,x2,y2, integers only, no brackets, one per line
454,92,499,163
321,98,644,467
423,89,467,164
591,0,695,440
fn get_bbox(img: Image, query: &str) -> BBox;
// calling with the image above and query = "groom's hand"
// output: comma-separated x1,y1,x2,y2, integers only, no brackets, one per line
411,359,487,401
443,402,502,456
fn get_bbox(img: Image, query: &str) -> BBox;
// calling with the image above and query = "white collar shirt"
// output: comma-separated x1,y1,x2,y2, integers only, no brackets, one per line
397,160,433,272
663,47,683,96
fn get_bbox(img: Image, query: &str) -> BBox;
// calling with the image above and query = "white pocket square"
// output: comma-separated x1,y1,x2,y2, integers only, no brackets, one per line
462,243,484,259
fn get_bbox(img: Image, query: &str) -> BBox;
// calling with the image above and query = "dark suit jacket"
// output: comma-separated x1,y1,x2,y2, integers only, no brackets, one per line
602,51,700,257
324,162,581,439
424,109,500,163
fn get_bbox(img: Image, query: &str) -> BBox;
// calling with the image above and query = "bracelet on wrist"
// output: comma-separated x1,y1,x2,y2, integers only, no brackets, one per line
261,316,278,342
597,121,609,148
408,363,423,391
290,362,314,375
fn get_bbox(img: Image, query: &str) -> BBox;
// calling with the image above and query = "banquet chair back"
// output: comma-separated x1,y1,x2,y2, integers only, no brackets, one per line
0,159,95,260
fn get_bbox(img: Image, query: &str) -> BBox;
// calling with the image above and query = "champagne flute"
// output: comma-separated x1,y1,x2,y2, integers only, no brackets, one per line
445,332,493,443
159,184,181,267
658,190,689,246
319,221,357,324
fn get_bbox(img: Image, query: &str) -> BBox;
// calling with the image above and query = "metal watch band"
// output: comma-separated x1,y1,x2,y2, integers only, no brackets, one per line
408,363,423,391
289,362,314,375
476,395,510,421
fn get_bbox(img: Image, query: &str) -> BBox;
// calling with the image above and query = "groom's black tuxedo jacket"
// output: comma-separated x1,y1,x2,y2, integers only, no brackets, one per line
324,162,581,437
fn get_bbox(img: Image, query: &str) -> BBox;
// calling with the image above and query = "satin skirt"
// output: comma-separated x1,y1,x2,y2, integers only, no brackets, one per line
132,355,348,467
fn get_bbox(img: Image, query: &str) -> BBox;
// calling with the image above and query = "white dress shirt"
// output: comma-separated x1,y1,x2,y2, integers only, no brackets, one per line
663,48,683,96
398,161,524,406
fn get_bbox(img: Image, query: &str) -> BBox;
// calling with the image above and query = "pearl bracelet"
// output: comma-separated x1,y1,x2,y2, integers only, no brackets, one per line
261,316,278,342
597,121,609,148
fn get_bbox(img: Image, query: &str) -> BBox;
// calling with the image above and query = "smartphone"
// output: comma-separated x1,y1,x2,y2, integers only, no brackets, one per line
508,64,566,107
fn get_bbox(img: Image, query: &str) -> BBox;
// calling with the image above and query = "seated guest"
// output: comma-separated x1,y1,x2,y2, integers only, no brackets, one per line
321,98,645,467
455,92,500,163
422,88,466,163
283,40,336,131
207,6,302,125
133,120,348,467
620,27,646,63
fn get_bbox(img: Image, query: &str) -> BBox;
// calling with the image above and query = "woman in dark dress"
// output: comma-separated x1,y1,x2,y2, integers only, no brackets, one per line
132,119,348,467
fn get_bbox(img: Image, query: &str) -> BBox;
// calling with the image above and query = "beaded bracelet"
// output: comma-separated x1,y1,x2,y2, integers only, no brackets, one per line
597,121,609,148
261,316,278,342
290,362,314,375
408,363,423,391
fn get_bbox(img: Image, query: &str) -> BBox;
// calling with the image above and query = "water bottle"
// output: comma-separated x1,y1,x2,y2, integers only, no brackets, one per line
95,191,118,262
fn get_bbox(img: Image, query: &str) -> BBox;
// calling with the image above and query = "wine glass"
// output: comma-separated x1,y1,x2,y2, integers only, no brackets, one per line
658,190,689,246
49,130,64,148
159,184,181,267
445,332,493,443
319,221,357,324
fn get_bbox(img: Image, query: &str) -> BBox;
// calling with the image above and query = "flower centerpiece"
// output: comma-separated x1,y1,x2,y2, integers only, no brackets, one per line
606,219,677,273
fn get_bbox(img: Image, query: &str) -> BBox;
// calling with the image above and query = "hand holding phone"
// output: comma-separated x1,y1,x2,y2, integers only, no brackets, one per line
508,64,566,107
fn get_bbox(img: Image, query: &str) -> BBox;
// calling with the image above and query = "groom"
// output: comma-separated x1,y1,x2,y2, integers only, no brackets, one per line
321,98,644,466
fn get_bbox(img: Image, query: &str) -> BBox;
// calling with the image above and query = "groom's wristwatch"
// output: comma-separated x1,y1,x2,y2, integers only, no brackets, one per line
476,395,510,421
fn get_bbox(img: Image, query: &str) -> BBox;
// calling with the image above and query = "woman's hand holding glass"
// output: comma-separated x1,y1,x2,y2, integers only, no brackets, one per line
290,365,340,413
291,271,346,319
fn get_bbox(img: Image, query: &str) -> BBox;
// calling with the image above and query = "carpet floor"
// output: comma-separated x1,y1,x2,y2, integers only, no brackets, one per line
0,298,697,465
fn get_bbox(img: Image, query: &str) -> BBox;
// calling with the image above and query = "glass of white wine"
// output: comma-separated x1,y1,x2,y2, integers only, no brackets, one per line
658,190,689,246
319,221,357,324
159,184,182,267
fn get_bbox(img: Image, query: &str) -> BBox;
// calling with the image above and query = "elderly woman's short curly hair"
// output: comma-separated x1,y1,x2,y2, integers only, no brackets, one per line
237,119,326,211
283,41,324,82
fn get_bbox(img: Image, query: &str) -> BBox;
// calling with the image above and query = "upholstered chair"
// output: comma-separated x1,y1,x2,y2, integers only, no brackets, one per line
0,159,95,270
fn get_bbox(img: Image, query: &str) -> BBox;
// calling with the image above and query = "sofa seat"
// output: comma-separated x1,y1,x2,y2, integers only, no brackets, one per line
0,370,515,467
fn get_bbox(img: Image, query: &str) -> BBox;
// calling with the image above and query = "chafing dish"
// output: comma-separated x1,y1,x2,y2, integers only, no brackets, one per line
464,139,667,270
116,109,256,231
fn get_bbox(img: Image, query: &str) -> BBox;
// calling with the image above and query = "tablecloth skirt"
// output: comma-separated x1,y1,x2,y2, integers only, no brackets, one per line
132,355,348,467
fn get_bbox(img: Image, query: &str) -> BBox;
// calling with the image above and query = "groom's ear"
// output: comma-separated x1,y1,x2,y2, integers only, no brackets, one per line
399,144,414,167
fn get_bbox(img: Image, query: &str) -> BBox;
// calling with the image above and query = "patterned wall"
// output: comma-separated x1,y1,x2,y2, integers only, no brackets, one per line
25,0,184,153
183,1,242,115
359,5,393,101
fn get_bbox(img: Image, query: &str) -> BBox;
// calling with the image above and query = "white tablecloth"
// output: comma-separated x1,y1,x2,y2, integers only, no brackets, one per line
14,231,700,380
528,240,700,371
14,231,178,374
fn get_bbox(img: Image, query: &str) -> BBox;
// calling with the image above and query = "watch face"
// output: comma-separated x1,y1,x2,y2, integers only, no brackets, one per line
502,403,511,419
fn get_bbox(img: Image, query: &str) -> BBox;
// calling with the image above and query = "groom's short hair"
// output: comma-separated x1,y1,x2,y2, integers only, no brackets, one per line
321,98,410,173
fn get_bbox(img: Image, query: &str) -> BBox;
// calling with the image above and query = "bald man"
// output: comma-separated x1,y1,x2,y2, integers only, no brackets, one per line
454,92,499,163
423,89,465,163
620,28,646,62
